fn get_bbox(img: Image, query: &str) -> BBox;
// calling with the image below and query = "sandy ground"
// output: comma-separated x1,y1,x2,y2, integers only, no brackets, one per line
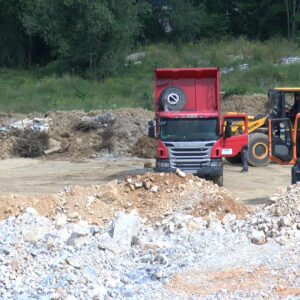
0,158,291,206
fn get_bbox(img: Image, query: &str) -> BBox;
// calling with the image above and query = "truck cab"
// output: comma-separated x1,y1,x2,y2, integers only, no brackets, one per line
152,68,248,186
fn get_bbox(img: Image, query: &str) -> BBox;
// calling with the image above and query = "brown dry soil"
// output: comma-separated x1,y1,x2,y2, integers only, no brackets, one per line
0,157,291,225
166,263,300,298
0,159,249,225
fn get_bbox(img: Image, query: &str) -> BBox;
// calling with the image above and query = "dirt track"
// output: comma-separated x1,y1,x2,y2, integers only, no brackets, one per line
0,157,291,205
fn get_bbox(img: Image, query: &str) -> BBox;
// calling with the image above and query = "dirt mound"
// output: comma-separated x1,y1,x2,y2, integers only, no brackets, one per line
0,108,154,160
0,94,272,161
221,94,269,116
0,171,248,226
130,136,156,158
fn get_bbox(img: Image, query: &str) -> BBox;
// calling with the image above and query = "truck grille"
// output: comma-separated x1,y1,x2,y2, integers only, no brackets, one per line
165,142,214,171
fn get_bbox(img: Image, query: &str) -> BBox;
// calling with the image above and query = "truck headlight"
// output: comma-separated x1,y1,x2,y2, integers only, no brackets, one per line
210,161,221,167
157,161,170,168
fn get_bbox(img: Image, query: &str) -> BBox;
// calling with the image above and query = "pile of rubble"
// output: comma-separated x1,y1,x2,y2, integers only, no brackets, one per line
231,184,300,245
0,171,299,298
0,108,154,160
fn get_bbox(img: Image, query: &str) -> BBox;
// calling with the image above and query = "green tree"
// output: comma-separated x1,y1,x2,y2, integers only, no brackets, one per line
229,1,285,40
167,0,202,42
23,0,140,78
284,0,300,41
0,0,26,67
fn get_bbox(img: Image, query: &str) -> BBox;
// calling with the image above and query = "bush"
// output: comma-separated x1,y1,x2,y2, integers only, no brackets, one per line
14,131,49,157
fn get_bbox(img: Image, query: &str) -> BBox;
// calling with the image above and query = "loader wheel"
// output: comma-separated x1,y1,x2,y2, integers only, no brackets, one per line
248,133,269,167
158,86,186,111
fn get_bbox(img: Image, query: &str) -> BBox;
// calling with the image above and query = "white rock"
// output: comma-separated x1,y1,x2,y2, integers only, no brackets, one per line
66,227,90,247
54,213,67,228
113,211,141,246
22,229,43,243
150,185,158,193
25,207,39,216
251,229,266,245
176,168,186,178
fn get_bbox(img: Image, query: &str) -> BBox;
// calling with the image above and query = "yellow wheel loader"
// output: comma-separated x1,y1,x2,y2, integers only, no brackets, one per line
226,87,300,167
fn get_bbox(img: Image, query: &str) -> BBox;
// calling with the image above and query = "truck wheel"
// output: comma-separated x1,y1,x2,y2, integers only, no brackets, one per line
248,133,269,167
213,175,223,187
225,153,242,164
159,86,186,111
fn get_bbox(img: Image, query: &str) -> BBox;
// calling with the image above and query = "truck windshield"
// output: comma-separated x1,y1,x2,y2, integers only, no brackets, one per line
159,118,219,141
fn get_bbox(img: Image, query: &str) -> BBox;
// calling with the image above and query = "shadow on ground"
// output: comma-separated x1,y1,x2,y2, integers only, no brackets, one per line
243,197,268,206
104,168,152,181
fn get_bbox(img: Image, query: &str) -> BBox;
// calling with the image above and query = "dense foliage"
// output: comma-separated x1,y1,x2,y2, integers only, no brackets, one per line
1,0,300,78
1,39,300,113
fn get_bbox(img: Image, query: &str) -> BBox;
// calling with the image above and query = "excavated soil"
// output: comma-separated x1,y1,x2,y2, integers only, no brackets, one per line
0,108,154,160
0,93,276,226
0,172,248,226
221,93,269,116
0,94,269,161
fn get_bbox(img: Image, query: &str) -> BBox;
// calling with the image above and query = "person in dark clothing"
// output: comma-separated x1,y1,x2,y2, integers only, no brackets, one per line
240,145,248,172
225,120,232,138
148,120,155,138
290,93,300,116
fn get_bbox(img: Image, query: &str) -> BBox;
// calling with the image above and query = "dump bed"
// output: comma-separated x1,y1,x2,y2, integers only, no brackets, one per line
155,68,220,114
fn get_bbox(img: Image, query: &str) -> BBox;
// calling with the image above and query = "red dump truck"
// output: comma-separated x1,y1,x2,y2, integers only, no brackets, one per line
150,67,248,186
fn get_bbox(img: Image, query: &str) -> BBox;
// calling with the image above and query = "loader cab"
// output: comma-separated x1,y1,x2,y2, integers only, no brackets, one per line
269,87,300,120
269,113,300,164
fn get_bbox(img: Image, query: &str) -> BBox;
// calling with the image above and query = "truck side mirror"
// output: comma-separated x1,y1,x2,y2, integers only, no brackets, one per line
148,120,155,138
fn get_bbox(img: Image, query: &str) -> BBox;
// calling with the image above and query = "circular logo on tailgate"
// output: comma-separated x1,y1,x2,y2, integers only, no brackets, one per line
167,92,180,105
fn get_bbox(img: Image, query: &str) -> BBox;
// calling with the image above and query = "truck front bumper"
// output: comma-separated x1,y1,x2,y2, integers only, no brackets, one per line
155,158,223,177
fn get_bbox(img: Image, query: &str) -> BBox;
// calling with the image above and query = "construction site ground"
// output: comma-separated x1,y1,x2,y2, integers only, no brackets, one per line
0,95,299,298
0,157,291,205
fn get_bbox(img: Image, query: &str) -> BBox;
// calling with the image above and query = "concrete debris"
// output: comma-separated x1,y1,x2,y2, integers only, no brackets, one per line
230,184,300,245
0,195,299,299
280,56,300,64
66,226,90,247
220,64,249,74
112,211,141,246
1,117,51,132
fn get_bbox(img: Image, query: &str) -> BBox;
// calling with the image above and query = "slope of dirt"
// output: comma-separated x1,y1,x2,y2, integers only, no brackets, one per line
0,172,248,226
130,136,156,158
0,108,154,160
221,93,269,116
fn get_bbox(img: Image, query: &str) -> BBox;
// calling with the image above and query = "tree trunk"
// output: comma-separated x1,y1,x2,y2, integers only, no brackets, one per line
28,35,32,68
292,0,297,41
285,0,291,41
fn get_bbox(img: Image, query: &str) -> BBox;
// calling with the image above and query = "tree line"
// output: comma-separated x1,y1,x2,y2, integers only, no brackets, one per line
1,0,300,78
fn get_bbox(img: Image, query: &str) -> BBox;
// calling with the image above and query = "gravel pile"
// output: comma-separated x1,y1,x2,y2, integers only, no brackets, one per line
231,184,300,246
0,182,299,299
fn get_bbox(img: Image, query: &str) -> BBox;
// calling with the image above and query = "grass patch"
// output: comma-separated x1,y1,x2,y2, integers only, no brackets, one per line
1,38,300,113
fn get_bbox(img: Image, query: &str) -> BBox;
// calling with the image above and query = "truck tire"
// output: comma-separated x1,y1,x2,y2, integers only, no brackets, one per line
248,133,269,167
213,175,223,187
225,153,242,164
159,86,186,111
